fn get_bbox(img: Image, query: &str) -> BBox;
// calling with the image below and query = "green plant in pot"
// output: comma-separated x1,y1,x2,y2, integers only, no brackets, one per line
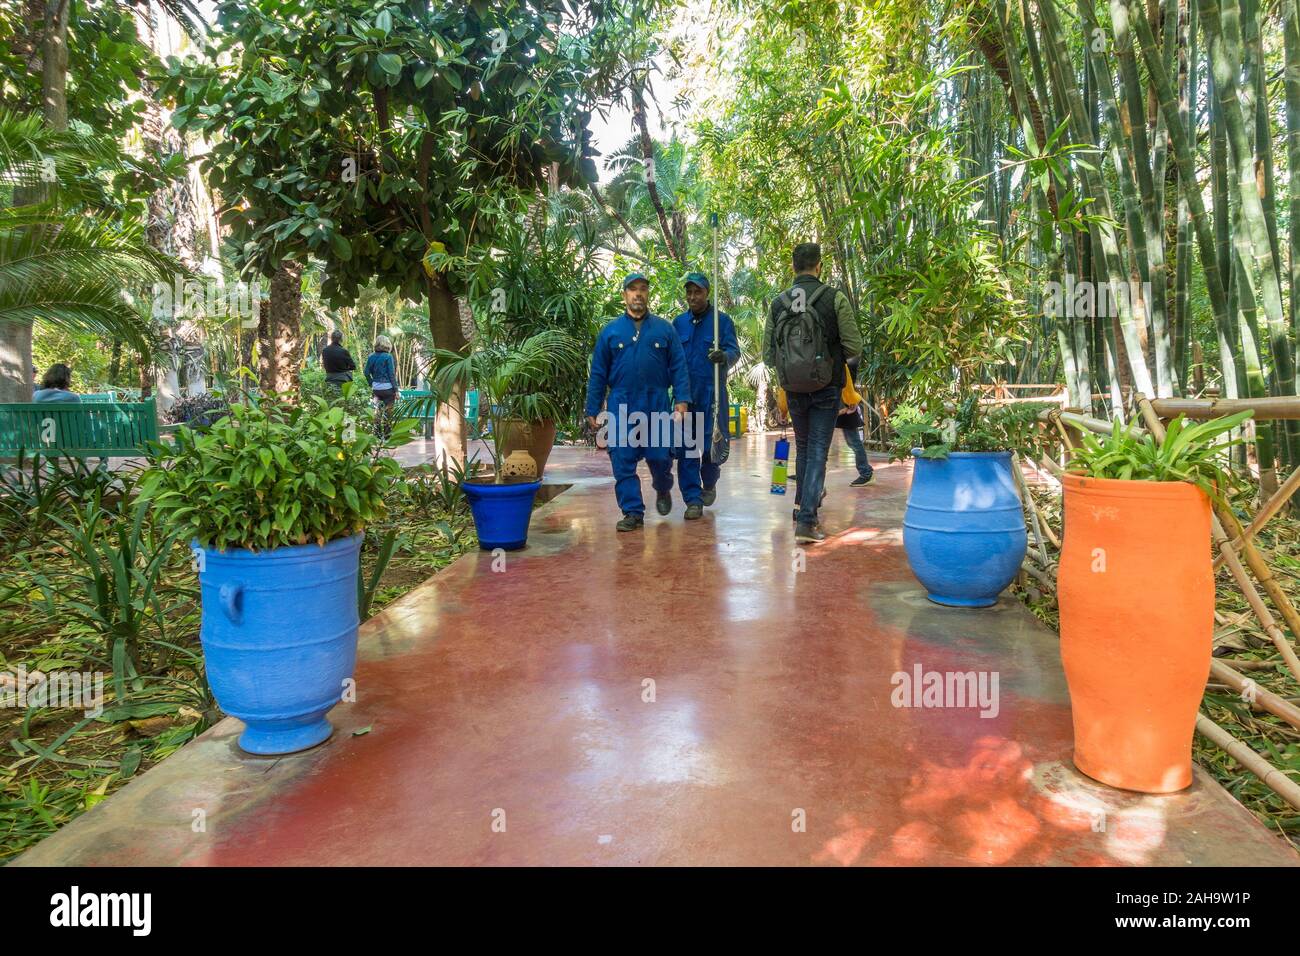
425,327,585,550
138,396,412,755
891,396,1050,607
1056,411,1250,794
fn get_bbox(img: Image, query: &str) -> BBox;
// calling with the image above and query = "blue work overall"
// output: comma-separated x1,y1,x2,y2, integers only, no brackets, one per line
585,313,691,516
671,306,740,501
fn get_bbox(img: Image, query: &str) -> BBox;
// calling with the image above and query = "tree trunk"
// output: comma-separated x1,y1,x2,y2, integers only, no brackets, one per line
41,0,68,131
427,271,467,465
0,0,69,401
137,0,204,414
258,261,303,396
631,80,684,266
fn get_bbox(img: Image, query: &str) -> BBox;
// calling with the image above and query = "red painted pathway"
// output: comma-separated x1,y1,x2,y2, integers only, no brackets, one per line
13,434,1298,866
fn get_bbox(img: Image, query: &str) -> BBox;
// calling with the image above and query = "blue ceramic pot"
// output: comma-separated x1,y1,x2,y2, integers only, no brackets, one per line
902,450,1027,608
196,533,361,755
463,478,542,550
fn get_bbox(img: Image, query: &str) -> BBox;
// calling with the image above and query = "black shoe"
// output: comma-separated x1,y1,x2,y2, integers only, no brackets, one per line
795,522,826,544
685,503,703,520
701,486,717,506
851,473,874,486
656,491,672,516
616,513,644,532
792,509,820,528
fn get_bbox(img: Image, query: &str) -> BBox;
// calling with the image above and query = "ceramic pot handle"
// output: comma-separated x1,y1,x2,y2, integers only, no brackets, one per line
219,582,243,625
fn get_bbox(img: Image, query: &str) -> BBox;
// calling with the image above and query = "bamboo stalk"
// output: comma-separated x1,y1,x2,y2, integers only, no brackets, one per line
1197,0,1299,463
1195,714,1300,810
1102,0,1174,397
1150,396,1300,419
1213,467,1300,569
1038,0,1155,396
1209,658,1300,731
1215,505,1300,648
1021,559,1056,591
1012,450,1056,557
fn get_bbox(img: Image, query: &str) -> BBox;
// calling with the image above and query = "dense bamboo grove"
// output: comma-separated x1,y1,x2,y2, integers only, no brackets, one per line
692,0,1299,488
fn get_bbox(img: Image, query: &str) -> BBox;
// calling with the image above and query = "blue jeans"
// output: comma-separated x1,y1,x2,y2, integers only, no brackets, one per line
841,426,873,478
788,383,840,525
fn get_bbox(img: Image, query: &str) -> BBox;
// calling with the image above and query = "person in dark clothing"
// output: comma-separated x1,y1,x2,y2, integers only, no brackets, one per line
364,335,399,437
321,331,356,391
837,372,874,486
364,335,398,406
32,363,80,403
762,243,863,544
669,272,740,514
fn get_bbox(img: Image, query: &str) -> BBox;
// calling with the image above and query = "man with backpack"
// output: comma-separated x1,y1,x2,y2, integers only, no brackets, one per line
763,243,863,544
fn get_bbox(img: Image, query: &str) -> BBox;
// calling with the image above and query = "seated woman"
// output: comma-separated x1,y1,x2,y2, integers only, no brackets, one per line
32,364,81,403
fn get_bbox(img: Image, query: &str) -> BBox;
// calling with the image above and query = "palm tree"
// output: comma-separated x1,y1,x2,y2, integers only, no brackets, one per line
0,111,174,401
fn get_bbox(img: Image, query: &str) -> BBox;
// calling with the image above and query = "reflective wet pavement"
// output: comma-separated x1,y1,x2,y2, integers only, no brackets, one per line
13,433,1298,866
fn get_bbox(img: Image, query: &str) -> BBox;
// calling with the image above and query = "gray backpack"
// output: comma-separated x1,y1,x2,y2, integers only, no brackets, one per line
771,284,834,392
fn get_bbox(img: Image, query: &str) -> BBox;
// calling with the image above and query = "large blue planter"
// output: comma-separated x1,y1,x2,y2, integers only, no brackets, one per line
463,478,542,550
196,533,361,755
902,450,1027,608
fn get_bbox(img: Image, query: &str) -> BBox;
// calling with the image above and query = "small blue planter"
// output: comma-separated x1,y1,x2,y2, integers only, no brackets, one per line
902,450,1027,608
195,533,361,755
463,478,542,550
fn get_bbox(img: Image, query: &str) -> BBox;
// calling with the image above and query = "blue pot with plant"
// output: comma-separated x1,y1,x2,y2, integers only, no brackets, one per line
427,326,587,551
141,391,410,754
892,398,1043,607
192,533,362,753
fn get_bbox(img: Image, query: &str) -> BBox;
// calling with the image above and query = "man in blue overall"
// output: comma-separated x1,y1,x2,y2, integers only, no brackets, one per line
670,272,740,514
585,273,691,532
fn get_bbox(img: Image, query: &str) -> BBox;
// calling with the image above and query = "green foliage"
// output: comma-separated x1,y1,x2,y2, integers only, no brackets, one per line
21,493,192,677
163,0,642,309
0,112,175,355
140,394,412,551
1065,412,1254,500
0,454,119,551
357,528,397,620
402,458,478,515
427,326,587,476
888,396,1051,461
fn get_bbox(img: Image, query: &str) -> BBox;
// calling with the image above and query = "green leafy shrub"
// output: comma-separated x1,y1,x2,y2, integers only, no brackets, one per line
140,397,411,551
1065,412,1252,500
889,396,1052,461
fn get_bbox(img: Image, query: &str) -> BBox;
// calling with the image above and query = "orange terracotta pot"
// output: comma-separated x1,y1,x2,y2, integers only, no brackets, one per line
1057,473,1214,794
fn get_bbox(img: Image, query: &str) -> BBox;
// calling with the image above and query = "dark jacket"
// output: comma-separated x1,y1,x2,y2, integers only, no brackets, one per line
672,305,740,430
763,274,862,390
322,343,356,382
364,352,397,390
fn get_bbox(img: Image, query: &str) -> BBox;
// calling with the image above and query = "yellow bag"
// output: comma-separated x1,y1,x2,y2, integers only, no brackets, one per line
778,365,859,415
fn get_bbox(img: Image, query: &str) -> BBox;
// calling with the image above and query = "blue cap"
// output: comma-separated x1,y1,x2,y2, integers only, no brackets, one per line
683,272,710,290
622,272,649,289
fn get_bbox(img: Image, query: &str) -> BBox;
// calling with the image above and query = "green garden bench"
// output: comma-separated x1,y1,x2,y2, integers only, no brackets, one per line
0,398,160,458
393,388,435,438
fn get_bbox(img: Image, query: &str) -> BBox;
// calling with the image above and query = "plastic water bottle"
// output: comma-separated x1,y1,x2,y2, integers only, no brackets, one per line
771,438,789,495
